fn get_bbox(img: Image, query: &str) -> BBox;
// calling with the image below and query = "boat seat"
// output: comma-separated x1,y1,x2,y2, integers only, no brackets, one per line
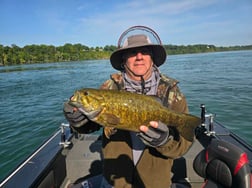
193,139,251,188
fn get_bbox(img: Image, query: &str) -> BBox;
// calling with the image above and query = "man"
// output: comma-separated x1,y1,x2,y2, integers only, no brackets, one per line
64,26,193,188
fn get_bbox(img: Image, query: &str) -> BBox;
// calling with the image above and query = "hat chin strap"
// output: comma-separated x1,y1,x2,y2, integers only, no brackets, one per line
124,64,152,94
123,62,153,81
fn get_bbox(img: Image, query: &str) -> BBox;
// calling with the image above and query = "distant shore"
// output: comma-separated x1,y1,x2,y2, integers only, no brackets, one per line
0,43,251,66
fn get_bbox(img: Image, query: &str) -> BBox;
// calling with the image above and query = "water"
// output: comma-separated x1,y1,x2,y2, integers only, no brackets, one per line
0,50,252,181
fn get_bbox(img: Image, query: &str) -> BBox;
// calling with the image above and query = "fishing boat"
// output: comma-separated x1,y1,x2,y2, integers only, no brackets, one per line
1,104,251,188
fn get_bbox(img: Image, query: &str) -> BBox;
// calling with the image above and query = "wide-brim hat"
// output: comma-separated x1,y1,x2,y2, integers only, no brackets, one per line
110,26,167,71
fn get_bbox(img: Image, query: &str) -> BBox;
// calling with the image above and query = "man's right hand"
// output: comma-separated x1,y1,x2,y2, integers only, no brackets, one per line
63,102,88,128
63,102,101,134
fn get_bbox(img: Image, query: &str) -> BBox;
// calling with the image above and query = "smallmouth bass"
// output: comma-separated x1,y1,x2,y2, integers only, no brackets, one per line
68,88,200,141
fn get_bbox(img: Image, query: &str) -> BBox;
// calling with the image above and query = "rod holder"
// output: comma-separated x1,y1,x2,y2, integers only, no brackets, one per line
200,104,216,136
200,104,206,127
59,123,71,148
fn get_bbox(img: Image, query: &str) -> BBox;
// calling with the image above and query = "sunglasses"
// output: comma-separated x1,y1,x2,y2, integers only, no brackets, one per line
123,47,153,59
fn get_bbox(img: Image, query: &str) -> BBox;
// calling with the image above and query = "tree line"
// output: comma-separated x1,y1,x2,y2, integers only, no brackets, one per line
1,43,252,66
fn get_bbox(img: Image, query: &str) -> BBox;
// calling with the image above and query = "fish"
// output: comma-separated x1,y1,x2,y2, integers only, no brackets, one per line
68,88,201,141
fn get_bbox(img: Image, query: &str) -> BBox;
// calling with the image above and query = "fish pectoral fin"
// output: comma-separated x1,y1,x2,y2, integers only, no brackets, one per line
102,113,120,125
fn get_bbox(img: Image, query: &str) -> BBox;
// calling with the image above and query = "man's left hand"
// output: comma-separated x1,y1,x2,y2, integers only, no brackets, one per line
138,121,170,147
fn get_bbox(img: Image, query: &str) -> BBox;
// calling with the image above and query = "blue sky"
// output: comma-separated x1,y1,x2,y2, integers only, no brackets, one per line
1,0,252,47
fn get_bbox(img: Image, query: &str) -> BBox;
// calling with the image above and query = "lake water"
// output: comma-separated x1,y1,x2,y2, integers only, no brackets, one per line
0,50,252,181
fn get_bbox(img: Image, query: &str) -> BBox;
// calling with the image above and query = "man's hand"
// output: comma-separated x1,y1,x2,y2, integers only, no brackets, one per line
138,121,170,147
63,102,88,128
63,102,101,133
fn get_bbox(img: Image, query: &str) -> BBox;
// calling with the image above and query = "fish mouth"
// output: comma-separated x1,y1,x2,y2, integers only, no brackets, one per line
78,107,102,120
68,101,102,120
68,101,83,109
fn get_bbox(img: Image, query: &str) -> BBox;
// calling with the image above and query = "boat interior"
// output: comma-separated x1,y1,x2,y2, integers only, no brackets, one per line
1,107,252,188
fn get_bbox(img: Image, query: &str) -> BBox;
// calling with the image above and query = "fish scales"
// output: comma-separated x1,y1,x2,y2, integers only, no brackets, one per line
69,88,200,141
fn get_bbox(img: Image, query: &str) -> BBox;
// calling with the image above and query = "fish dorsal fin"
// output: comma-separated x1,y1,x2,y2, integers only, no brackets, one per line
102,113,121,125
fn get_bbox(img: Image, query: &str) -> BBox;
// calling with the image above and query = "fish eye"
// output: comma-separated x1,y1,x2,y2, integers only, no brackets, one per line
84,91,89,96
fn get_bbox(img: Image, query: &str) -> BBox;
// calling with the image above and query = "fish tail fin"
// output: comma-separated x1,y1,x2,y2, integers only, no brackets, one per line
177,115,201,142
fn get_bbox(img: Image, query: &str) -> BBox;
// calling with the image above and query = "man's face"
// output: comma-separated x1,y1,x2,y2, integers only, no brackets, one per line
124,47,153,80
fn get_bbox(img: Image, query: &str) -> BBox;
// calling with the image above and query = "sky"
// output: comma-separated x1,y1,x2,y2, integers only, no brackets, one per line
0,0,252,47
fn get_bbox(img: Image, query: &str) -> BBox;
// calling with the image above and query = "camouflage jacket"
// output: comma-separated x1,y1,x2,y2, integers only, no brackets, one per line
99,72,193,188
100,72,189,112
